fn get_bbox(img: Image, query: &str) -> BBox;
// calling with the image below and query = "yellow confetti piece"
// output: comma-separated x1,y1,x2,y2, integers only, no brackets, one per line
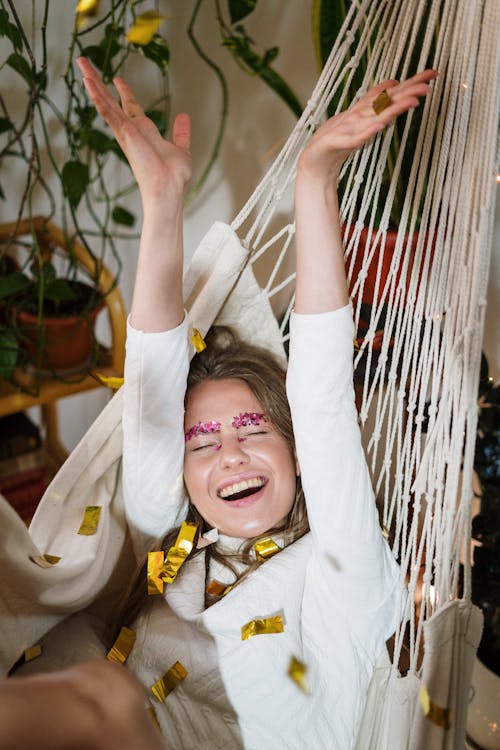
147,522,198,594
150,661,187,702
92,372,124,390
24,644,42,662
126,11,165,46
148,550,166,595
288,656,309,693
75,0,99,13
381,525,389,540
353,338,360,350
419,685,451,729
191,328,206,353
30,554,61,568
254,537,280,560
106,626,136,664
162,522,197,584
241,615,284,641
206,580,228,597
77,506,102,535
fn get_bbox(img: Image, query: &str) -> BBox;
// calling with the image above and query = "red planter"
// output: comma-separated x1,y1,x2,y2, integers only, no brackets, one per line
16,303,104,374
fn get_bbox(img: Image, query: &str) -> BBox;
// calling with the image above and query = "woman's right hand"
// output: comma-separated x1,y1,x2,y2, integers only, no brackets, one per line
77,57,192,205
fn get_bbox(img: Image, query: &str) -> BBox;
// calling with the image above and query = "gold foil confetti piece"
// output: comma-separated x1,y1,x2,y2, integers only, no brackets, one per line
372,89,393,115
24,644,42,662
146,705,161,731
419,685,451,729
148,551,166,595
127,11,165,46
106,626,136,664
254,537,280,559
161,522,197,584
206,580,228,597
241,615,284,641
288,656,309,693
77,506,102,535
150,661,188,702
381,525,390,540
191,328,206,353
92,373,124,390
76,0,99,14
30,554,61,568
353,338,360,350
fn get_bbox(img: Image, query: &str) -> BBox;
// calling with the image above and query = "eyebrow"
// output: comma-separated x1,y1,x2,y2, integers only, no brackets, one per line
185,420,221,443
184,413,267,442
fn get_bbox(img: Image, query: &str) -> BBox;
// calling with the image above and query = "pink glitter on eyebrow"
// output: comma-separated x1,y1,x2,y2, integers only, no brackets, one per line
231,412,267,429
185,420,221,443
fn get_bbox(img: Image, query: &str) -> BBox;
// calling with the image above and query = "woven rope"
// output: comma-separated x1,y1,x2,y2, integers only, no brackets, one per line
229,0,500,674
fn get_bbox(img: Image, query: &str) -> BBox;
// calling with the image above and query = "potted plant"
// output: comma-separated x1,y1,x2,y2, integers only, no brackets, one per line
0,0,172,389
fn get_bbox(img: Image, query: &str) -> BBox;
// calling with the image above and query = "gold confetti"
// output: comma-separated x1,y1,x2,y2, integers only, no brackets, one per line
148,551,166,595
241,615,284,641
30,554,61,568
150,661,187,702
75,0,99,13
206,580,228,597
419,685,451,729
106,626,136,664
24,644,42,662
147,522,197,594
77,506,102,535
161,522,197,584
381,525,389,540
254,537,280,559
191,328,206,353
126,11,165,46
372,89,393,115
288,656,309,693
92,372,124,390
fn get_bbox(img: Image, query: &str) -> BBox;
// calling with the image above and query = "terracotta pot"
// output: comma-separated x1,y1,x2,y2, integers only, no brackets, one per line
16,302,104,374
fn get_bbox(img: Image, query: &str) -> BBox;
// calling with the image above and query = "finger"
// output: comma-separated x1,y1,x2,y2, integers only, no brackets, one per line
113,77,144,119
172,113,191,152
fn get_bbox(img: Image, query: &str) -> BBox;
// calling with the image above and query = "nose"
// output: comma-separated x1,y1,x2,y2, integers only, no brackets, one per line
218,436,250,468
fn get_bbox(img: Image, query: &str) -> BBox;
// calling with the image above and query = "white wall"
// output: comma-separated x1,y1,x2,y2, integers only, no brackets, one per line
1,1,498,450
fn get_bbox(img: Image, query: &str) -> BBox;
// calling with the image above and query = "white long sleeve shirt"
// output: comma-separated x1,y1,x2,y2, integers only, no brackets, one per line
122,304,403,750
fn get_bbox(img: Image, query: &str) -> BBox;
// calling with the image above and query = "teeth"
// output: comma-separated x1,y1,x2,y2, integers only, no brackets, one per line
219,477,265,499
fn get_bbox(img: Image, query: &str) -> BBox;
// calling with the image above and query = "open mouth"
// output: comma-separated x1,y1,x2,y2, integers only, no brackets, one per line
217,477,268,502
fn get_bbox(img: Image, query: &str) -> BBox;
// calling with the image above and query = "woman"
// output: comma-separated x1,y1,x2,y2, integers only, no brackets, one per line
3,61,436,749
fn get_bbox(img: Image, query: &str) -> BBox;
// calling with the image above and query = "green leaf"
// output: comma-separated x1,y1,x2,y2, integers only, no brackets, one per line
228,0,257,24
0,329,19,380
0,272,30,300
112,206,136,227
145,108,168,135
139,34,170,73
80,44,106,71
0,10,22,51
87,128,115,154
43,279,78,302
6,52,32,84
0,116,12,134
61,160,89,209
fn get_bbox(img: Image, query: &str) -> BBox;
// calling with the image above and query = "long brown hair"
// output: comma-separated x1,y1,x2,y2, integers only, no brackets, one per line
112,326,309,637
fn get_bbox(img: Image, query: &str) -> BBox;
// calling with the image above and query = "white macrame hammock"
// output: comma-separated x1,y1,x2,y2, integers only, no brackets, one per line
0,0,498,748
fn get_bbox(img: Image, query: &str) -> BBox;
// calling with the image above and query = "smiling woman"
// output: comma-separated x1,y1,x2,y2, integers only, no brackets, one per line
0,57,436,750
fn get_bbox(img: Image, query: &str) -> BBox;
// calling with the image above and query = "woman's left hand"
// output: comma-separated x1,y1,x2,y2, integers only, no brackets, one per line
297,69,438,184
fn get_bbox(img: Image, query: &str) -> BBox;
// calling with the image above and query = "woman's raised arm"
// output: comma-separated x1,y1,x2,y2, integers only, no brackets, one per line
293,70,437,314
77,58,192,332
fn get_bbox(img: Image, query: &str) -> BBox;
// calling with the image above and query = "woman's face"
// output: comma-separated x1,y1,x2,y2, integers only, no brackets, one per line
183,378,298,538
